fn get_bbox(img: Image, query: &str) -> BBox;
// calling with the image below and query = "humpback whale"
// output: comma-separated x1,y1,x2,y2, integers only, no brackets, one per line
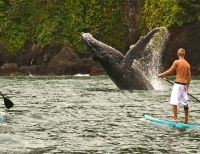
82,28,164,90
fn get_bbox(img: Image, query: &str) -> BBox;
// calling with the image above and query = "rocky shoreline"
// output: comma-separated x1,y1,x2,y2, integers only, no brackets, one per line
0,44,106,76
0,63,106,76
1,41,200,77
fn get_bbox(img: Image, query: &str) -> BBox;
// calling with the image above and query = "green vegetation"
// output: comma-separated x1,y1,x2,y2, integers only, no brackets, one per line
0,0,125,53
0,0,199,54
140,0,200,33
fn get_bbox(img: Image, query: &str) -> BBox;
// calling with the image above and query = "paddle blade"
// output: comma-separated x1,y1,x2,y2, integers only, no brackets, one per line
0,92,14,109
3,97,14,109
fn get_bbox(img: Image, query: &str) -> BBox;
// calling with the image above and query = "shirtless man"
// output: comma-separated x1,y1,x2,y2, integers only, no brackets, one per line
158,48,191,123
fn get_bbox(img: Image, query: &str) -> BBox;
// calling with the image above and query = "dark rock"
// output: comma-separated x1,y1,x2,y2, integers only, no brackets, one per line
0,63,18,72
162,25,200,75
89,65,106,76
19,65,38,74
125,0,144,51
44,44,103,75
46,45,80,75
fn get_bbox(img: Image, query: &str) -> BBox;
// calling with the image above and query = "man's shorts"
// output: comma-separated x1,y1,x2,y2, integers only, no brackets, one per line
170,82,188,107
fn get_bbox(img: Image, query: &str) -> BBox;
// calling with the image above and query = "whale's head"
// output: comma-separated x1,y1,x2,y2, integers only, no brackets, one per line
81,33,102,55
81,33,124,61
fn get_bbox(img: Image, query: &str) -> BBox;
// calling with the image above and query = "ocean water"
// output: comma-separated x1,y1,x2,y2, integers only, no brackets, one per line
0,76,200,154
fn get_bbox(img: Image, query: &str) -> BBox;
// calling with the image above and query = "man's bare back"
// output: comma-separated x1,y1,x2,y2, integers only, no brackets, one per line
158,55,191,87
173,58,191,84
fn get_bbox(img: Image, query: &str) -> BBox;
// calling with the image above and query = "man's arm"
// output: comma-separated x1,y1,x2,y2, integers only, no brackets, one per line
186,67,191,90
158,60,177,77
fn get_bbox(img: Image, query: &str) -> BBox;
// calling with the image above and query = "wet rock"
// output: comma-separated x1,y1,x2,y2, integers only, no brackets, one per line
0,63,18,73
19,65,38,74
46,45,104,75
89,65,106,76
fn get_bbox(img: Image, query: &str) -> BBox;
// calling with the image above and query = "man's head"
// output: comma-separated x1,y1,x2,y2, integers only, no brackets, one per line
177,48,185,57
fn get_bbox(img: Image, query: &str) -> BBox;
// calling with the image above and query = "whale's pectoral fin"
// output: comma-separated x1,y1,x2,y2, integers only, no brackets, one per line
122,28,160,66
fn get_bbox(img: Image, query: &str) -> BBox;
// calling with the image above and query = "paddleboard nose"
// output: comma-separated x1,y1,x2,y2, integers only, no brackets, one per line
0,115,4,123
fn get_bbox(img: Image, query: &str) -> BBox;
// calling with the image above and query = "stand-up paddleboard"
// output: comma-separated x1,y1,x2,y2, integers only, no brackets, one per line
144,114,200,128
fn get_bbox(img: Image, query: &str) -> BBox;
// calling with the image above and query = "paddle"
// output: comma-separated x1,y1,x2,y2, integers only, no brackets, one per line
162,77,200,102
0,92,14,109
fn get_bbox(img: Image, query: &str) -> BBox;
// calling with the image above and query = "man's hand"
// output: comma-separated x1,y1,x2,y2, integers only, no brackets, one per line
158,73,163,77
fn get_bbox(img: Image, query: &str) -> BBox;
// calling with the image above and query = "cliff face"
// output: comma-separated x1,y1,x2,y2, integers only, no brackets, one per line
124,0,143,50
163,26,200,75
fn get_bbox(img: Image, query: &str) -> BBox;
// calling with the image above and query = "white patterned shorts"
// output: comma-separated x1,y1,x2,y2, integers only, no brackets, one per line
170,82,188,107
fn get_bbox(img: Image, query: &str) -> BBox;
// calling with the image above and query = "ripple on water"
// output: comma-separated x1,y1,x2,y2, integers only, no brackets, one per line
0,76,200,153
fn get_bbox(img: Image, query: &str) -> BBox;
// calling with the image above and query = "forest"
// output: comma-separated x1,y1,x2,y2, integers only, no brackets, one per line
0,0,199,53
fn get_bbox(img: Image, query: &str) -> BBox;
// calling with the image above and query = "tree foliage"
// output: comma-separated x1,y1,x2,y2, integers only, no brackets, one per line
0,0,125,53
140,0,200,33
0,0,199,54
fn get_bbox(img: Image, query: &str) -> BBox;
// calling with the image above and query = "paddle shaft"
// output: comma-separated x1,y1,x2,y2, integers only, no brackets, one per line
162,78,200,102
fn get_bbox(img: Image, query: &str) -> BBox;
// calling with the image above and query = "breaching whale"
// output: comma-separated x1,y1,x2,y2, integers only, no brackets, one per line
82,28,162,90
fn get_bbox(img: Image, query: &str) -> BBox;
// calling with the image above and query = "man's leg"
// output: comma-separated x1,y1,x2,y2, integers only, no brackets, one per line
172,105,178,122
184,106,189,124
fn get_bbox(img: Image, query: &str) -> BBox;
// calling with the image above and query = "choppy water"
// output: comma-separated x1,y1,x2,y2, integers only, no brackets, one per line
0,75,200,154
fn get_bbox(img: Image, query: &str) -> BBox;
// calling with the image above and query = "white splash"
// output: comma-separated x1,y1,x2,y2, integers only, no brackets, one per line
74,74,90,77
148,27,169,90
138,27,169,90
